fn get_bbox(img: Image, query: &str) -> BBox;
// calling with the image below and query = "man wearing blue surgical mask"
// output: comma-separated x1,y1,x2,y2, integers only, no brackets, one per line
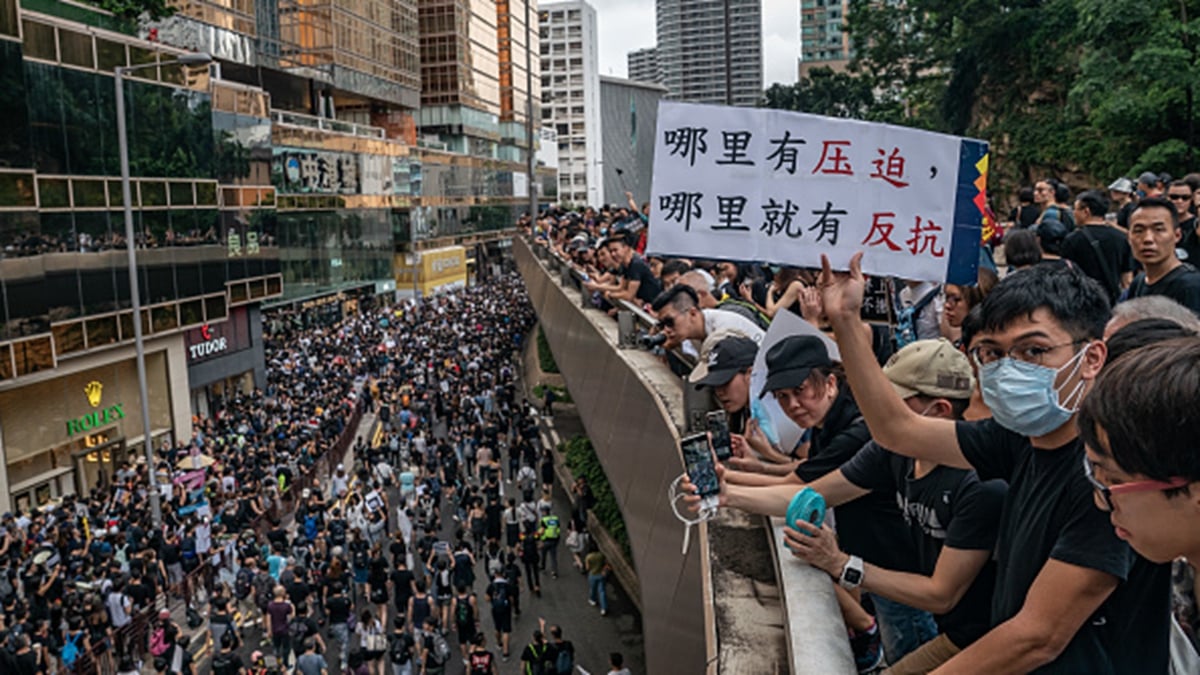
818,256,1170,674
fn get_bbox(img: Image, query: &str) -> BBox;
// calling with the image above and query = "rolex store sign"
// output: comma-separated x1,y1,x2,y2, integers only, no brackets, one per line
67,381,125,437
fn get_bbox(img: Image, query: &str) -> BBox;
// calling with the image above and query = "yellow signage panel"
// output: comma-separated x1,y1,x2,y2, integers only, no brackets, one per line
394,246,468,296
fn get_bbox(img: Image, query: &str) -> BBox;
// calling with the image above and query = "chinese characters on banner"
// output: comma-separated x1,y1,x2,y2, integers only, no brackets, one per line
647,102,990,284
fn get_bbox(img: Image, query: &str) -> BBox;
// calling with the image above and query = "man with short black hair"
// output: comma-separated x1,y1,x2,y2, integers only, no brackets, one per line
1061,189,1133,302
294,638,328,675
650,285,764,353
1168,180,1200,263
1127,196,1200,313
820,256,1170,673
601,233,661,306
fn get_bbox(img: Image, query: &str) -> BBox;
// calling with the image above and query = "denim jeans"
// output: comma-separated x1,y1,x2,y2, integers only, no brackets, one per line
329,622,350,666
542,539,559,576
588,573,608,612
869,593,938,664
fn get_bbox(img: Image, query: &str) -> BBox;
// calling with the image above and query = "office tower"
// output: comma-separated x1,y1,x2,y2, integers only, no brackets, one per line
540,0,603,206
600,76,668,206
627,46,661,85
799,0,851,77
656,0,762,106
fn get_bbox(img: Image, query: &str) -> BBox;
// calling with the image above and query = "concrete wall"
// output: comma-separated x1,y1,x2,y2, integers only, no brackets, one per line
515,237,707,675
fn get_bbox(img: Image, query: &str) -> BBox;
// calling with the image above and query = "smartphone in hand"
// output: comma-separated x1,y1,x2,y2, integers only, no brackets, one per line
706,410,732,461
681,432,720,511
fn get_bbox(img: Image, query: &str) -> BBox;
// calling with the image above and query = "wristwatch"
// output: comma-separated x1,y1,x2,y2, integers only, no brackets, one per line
838,555,864,590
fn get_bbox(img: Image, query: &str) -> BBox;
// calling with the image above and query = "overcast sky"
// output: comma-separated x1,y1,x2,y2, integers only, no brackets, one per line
589,0,799,87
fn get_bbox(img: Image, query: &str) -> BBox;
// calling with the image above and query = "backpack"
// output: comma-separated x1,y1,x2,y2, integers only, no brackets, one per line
288,617,308,645
893,284,940,350
62,631,83,666
486,551,503,577
388,633,412,665
554,642,575,674
235,566,254,599
455,597,473,626
490,582,510,612
253,573,274,605
427,632,451,666
212,651,236,675
149,627,169,656
186,604,204,629
329,519,347,545
303,514,318,542
525,643,547,675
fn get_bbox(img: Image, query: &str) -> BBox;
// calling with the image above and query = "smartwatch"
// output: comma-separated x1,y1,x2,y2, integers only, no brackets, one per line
838,555,864,590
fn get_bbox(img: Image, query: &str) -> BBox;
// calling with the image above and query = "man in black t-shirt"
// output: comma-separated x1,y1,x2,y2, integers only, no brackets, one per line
819,260,1170,673
600,232,662,307
1060,191,1132,302
1127,197,1200,313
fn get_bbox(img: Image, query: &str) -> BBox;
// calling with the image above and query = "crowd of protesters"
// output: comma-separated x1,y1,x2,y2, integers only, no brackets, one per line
202,273,605,675
525,174,1200,674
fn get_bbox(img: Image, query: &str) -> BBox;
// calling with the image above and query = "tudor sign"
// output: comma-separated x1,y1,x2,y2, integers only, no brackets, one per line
185,308,251,364
189,324,228,360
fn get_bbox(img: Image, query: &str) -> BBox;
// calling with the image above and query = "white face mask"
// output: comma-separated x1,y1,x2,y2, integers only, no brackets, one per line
980,344,1090,437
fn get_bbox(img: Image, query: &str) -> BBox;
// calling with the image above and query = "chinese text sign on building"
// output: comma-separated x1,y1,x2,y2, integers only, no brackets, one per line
647,102,989,284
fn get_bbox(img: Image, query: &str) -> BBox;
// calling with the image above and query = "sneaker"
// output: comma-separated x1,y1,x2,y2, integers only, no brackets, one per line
849,623,883,674
588,599,597,607
600,609,607,616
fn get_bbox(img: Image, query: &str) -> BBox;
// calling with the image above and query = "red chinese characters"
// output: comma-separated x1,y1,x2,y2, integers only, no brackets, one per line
861,212,902,251
906,216,946,257
870,147,909,188
811,140,853,176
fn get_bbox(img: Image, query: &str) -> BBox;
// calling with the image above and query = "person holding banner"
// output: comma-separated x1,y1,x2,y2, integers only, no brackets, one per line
815,253,1169,674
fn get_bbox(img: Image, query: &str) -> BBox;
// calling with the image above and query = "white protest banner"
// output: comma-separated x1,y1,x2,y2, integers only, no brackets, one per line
647,102,989,284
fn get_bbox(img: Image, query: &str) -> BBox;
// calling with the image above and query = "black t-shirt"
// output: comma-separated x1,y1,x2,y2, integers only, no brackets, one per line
326,594,351,624
620,255,662,306
841,442,1005,647
1128,262,1200,314
390,569,415,607
1179,217,1200,264
792,390,912,570
1059,225,1134,302
956,419,1170,673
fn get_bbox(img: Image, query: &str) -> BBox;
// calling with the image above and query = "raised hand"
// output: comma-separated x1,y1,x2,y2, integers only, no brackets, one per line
818,252,866,323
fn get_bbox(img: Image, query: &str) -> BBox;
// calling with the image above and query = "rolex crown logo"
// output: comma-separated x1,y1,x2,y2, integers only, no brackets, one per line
84,380,103,408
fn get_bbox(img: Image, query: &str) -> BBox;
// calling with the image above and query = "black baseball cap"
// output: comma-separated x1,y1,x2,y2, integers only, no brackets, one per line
759,336,832,398
689,334,758,388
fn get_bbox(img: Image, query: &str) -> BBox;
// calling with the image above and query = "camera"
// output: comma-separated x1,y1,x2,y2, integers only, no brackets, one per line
638,332,667,349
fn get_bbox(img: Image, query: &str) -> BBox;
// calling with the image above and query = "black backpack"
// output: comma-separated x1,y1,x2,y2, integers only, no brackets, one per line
388,633,412,664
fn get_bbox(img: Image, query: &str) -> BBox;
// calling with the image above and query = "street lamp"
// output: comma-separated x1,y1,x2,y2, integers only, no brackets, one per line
114,52,212,529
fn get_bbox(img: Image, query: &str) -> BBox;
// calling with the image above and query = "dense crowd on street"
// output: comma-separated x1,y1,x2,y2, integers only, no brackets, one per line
525,173,1200,674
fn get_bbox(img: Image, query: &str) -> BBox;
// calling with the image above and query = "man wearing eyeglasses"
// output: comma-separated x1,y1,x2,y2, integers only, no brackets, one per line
1167,180,1200,266
1077,339,1200,662
819,257,1170,674
1126,196,1200,314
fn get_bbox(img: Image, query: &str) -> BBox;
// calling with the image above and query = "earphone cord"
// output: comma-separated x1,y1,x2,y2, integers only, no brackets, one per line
669,474,716,555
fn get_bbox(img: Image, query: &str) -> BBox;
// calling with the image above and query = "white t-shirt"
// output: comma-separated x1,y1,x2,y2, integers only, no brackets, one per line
686,309,765,353
899,281,944,341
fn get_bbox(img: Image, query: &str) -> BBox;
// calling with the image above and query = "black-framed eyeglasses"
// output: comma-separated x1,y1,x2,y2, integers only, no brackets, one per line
1081,455,1189,512
968,340,1086,367
658,315,676,330
1168,193,1193,201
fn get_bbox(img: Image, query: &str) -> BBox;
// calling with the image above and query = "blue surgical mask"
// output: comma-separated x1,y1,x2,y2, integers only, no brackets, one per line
979,345,1089,437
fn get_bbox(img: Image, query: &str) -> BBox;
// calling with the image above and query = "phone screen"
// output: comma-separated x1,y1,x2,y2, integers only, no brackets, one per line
706,411,732,461
682,433,720,499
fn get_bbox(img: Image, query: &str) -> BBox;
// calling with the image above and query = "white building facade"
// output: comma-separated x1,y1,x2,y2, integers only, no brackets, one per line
539,0,604,206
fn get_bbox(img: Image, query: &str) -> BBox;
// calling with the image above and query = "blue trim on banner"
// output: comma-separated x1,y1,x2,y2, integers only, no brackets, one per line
947,140,988,286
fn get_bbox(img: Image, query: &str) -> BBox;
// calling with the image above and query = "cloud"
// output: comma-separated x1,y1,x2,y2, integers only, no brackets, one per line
588,0,798,87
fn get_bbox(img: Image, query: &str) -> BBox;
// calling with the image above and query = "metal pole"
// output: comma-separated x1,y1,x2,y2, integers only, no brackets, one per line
723,0,732,105
525,0,538,219
115,67,164,529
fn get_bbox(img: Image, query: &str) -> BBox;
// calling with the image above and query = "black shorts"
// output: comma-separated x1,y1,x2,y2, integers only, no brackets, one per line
456,622,475,645
490,610,512,634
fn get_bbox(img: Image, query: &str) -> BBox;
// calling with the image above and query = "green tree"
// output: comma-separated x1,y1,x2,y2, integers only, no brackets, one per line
762,67,875,119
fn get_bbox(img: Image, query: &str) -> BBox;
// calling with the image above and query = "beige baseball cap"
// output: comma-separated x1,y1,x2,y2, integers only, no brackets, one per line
883,338,975,399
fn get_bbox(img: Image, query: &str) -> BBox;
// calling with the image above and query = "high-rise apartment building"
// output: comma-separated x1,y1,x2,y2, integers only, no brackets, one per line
655,0,762,106
497,0,542,163
417,0,502,155
540,1,603,206
799,0,851,77
627,46,661,85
